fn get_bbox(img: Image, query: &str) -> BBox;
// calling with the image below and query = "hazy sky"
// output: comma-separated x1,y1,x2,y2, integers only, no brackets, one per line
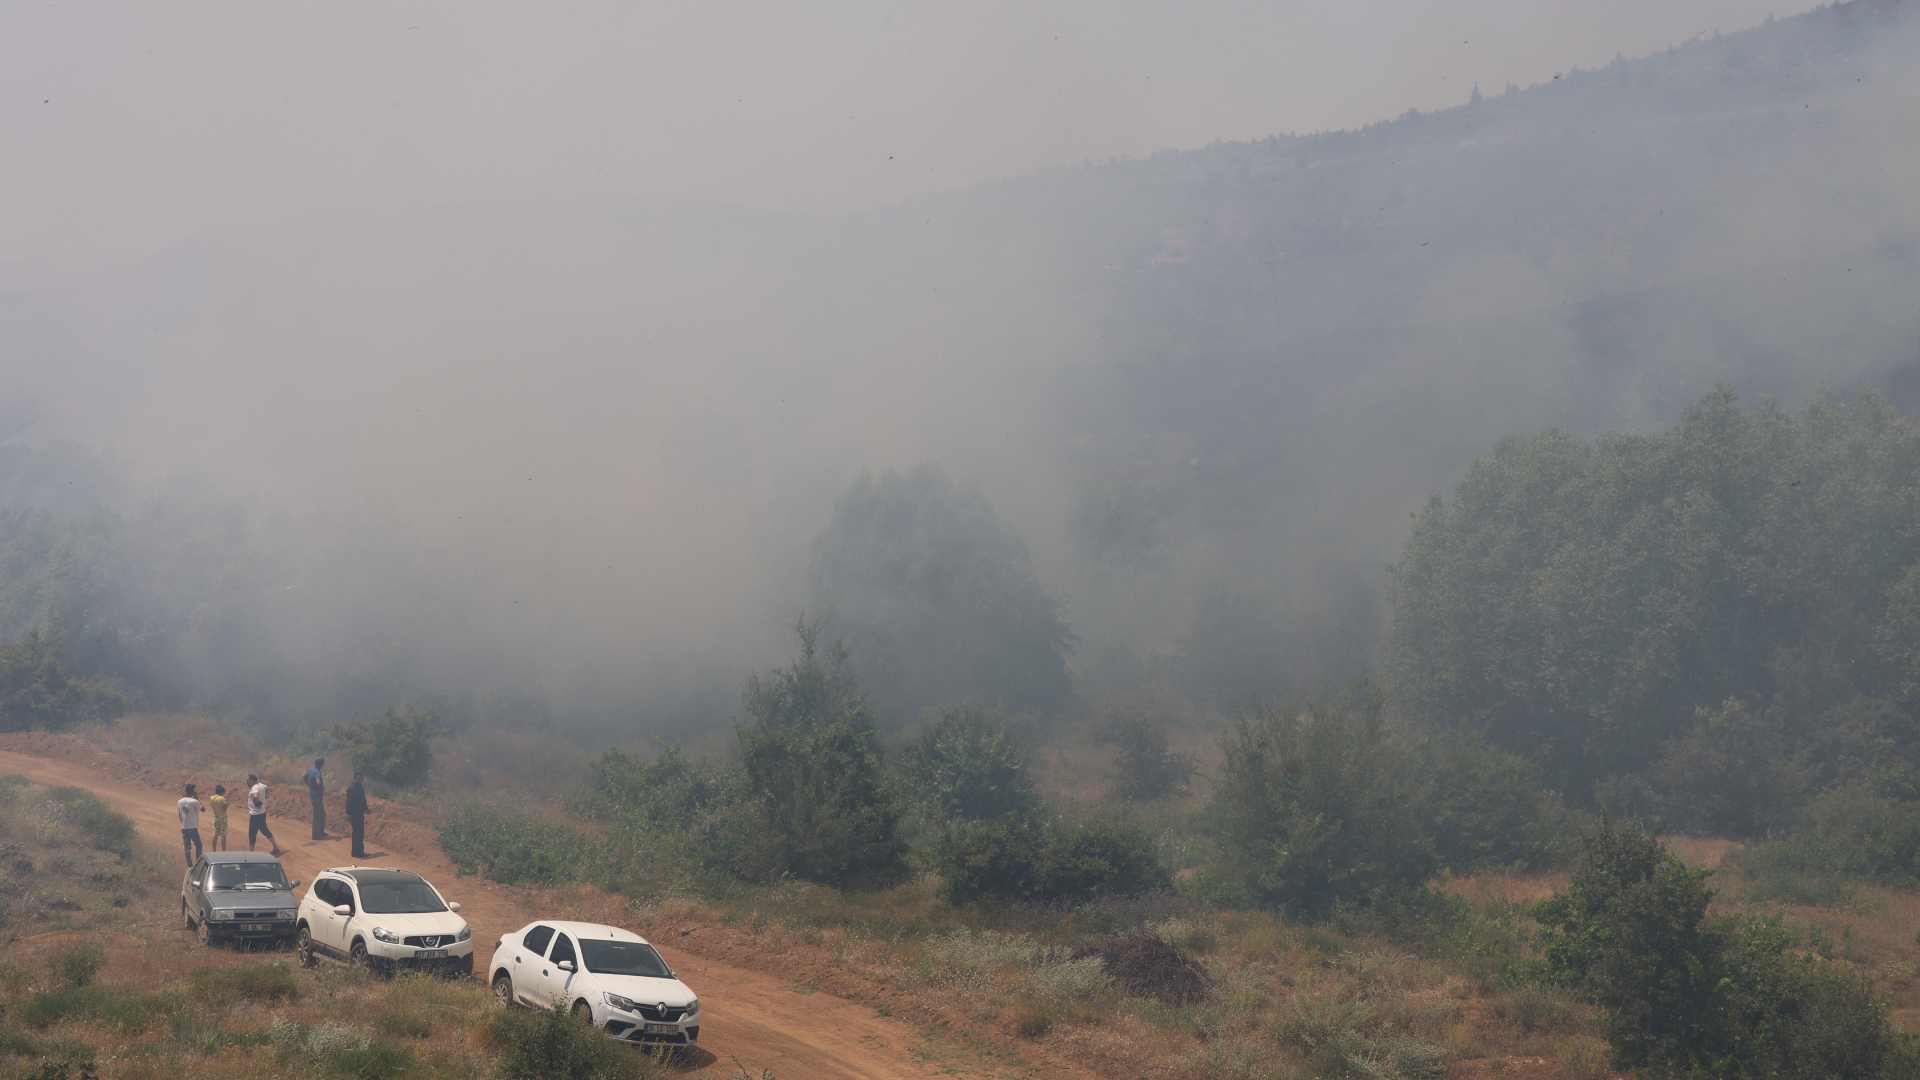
7,0,1789,254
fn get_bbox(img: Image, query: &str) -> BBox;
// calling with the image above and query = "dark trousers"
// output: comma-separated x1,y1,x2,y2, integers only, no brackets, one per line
349,814,366,858
249,813,273,847
310,791,326,839
181,828,202,865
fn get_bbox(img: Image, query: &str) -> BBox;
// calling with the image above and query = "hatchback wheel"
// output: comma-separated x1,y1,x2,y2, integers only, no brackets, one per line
492,973,514,1008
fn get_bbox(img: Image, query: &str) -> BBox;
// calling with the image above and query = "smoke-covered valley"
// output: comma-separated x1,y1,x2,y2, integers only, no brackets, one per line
3,0,1916,739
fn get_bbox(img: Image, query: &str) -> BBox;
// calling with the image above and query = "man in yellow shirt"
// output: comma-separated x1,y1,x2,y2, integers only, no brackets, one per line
208,785,230,852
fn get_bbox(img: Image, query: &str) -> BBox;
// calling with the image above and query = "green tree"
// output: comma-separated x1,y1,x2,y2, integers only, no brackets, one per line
736,621,906,887
0,627,126,731
1208,690,1436,918
329,706,441,786
900,707,1038,823
809,467,1073,724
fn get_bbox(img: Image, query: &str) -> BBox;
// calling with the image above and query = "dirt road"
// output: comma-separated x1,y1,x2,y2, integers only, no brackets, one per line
0,748,1002,1080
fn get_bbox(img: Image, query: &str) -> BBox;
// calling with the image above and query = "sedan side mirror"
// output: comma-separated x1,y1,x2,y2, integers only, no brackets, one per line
289,879,302,890
557,960,575,973
448,901,462,913
333,904,352,916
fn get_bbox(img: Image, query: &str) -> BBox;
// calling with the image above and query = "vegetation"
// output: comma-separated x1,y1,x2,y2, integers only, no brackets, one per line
1100,714,1194,802
0,628,127,732
328,706,442,787
1539,821,1909,1077
809,467,1073,724
486,1006,657,1080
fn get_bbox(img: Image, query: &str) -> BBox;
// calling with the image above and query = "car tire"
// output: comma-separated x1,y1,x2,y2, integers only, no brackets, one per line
572,1000,595,1026
181,898,193,931
492,973,514,1009
349,939,370,972
196,917,215,948
297,927,318,968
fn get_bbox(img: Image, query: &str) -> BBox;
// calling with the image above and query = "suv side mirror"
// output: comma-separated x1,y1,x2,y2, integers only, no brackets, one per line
333,904,352,916
557,960,575,973
448,901,462,913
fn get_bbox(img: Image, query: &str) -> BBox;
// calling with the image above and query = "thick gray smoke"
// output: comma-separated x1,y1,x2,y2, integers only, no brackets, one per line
2,0,1914,736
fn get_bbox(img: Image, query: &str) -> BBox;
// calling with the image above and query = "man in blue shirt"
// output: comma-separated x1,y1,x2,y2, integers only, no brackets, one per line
305,757,326,841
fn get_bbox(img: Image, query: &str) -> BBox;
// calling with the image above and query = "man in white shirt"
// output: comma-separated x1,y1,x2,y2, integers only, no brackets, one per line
245,772,284,857
176,783,205,866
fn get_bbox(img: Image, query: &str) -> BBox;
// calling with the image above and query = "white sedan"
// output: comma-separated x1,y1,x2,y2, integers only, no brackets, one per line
487,920,700,1048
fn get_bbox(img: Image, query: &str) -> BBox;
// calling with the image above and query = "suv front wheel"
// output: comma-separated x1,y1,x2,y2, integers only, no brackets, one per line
296,926,317,968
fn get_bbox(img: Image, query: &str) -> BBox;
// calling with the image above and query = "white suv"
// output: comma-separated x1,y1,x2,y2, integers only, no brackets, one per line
487,921,700,1048
296,867,474,977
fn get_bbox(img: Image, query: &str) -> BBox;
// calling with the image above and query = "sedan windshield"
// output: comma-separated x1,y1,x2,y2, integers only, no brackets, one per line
581,939,672,979
209,863,290,891
357,878,447,914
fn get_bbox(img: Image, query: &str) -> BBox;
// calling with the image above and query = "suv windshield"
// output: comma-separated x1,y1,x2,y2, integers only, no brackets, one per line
581,940,672,979
355,876,447,914
209,863,290,891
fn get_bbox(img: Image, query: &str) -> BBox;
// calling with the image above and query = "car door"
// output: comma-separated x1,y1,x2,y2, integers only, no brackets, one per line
541,931,582,1008
312,878,355,955
185,860,208,923
511,925,555,1005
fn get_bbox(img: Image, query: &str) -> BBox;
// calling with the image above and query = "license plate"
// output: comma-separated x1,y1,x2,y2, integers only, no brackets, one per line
414,949,447,959
643,1023,679,1035
242,924,272,932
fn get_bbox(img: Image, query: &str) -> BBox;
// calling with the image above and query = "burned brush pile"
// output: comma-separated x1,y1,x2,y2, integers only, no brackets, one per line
1073,930,1211,1005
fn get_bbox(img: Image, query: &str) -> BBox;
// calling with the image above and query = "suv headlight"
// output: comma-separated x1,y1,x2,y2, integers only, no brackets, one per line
603,992,641,1013
371,927,400,944
455,925,471,943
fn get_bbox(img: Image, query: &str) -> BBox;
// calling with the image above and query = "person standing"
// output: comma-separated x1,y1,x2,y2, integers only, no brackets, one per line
345,770,369,859
304,757,327,841
246,772,284,857
208,784,230,852
177,783,205,866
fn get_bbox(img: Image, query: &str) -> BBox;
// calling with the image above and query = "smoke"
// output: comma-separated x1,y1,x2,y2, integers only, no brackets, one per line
2,1,1914,734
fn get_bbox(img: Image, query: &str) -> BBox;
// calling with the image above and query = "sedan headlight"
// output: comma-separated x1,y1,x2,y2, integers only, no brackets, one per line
603,992,641,1013
685,997,698,1014
455,925,471,943
371,926,400,944
209,909,236,921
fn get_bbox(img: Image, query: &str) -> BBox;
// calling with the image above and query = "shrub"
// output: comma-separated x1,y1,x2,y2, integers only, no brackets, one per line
17,986,173,1032
438,804,594,886
53,942,103,990
43,788,133,859
735,622,906,888
1422,732,1567,872
584,746,720,825
1101,714,1194,802
0,627,127,732
930,814,1168,905
901,707,1038,822
1209,694,1436,918
1539,821,1906,1077
488,1005,654,1080
329,706,440,787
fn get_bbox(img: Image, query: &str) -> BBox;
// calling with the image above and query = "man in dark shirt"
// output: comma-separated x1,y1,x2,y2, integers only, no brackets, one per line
305,757,326,841
345,770,369,859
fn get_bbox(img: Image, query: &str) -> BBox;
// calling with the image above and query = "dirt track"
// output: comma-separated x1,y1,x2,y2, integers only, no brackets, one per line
0,748,1005,1080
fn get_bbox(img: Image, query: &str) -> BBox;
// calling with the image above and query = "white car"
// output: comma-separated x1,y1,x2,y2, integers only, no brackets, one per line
487,920,700,1048
296,866,474,977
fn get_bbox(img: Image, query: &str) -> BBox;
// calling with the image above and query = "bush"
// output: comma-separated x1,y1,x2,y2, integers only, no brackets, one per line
17,986,173,1032
438,804,595,886
1731,784,1920,897
735,622,906,888
1422,732,1568,872
329,706,440,787
488,1005,655,1080
901,707,1038,822
1101,714,1194,802
1070,931,1210,1004
53,943,103,990
43,787,133,859
1208,693,1436,918
0,627,127,732
930,814,1168,905
1540,821,1906,1077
